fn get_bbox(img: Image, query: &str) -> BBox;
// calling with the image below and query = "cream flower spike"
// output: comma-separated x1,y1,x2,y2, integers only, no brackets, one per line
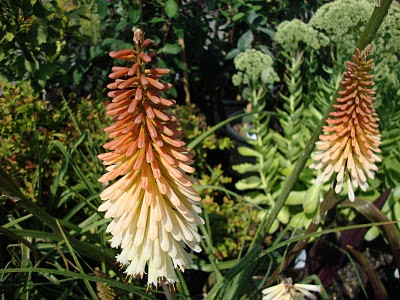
310,44,381,201
98,29,204,287
262,277,322,300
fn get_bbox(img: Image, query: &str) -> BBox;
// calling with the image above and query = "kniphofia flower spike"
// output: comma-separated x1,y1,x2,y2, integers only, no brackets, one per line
311,45,381,201
98,29,204,287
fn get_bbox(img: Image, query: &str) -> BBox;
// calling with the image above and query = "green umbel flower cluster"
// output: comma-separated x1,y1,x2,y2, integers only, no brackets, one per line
309,0,372,53
275,0,400,57
232,49,279,87
375,1,400,55
275,19,329,52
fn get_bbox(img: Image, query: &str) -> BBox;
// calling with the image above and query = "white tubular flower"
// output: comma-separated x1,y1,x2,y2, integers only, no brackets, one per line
262,277,322,300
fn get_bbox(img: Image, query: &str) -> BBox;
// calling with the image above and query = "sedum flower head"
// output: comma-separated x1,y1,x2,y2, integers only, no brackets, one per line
262,277,322,300
98,29,204,287
310,45,381,201
275,19,329,53
375,1,400,55
307,0,400,58
232,49,279,87
309,0,372,54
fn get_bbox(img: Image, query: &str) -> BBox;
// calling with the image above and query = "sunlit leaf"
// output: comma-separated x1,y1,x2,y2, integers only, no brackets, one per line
165,0,178,18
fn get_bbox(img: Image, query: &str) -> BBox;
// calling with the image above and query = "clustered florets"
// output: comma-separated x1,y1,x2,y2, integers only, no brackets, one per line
311,45,381,201
98,29,203,287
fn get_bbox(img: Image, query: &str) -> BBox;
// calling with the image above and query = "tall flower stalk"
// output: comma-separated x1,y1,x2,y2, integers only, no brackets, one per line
311,45,381,201
98,29,203,287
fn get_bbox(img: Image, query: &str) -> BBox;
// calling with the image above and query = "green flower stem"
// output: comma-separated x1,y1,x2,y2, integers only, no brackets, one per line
264,186,340,287
251,0,394,248
356,0,394,50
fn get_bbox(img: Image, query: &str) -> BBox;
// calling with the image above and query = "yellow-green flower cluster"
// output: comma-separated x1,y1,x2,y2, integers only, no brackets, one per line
375,1,400,55
309,0,372,53
309,0,400,57
232,49,279,87
275,19,329,53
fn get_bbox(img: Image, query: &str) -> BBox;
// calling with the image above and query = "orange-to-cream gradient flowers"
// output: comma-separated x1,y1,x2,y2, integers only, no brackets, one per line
97,29,204,287
310,45,381,201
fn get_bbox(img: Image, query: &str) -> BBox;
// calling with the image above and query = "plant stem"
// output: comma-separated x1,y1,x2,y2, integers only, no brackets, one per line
264,186,340,286
178,37,191,104
251,0,394,247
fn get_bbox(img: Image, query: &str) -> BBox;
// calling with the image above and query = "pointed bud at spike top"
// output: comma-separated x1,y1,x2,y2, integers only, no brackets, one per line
310,44,380,202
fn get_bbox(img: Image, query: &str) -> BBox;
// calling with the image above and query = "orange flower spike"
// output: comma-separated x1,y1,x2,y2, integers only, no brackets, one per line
310,44,381,201
98,29,204,287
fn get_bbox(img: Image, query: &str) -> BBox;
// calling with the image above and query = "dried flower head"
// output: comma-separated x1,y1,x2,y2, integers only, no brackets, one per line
98,29,204,287
94,268,116,300
262,277,322,300
310,45,381,201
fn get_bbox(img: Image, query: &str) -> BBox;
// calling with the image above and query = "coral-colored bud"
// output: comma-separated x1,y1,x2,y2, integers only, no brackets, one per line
109,49,136,60
140,52,152,63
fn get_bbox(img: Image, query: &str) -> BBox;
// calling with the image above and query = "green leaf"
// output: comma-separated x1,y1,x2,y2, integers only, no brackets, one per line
128,8,141,24
57,221,98,299
205,245,267,300
37,23,48,44
115,19,128,31
160,43,181,55
165,0,179,18
232,163,258,174
2,214,33,229
225,48,241,60
303,183,322,215
277,206,290,224
24,60,32,73
269,219,279,234
237,30,253,51
4,31,14,41
244,192,268,205
96,0,108,19
232,12,245,22
0,268,153,298
364,226,380,241
235,176,262,190
148,17,165,23
237,146,259,157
